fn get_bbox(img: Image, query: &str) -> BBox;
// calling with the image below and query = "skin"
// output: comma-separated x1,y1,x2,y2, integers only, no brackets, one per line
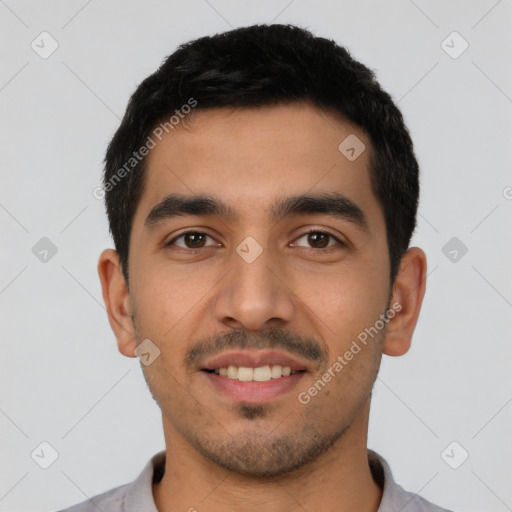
98,102,427,512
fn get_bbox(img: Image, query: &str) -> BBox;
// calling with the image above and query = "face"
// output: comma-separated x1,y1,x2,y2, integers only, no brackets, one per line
118,103,395,476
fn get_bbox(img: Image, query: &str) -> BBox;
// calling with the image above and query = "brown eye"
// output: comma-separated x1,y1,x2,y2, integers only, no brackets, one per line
294,231,341,249
307,232,329,248
167,232,217,249
183,233,206,248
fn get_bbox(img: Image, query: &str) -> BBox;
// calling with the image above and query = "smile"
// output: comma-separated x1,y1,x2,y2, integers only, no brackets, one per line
203,364,305,382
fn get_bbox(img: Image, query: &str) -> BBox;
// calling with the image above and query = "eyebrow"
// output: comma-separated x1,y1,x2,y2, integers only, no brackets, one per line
144,192,370,235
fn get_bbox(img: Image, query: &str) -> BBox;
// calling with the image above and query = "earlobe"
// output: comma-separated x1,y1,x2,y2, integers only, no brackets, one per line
382,247,428,357
97,249,137,358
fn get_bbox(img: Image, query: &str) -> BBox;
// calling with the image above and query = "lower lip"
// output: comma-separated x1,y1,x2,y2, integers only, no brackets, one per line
202,371,306,403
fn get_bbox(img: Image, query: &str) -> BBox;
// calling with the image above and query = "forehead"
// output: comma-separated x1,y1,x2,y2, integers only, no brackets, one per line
132,102,383,235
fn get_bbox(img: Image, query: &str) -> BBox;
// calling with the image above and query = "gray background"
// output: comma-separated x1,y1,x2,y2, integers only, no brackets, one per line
1,1,511,511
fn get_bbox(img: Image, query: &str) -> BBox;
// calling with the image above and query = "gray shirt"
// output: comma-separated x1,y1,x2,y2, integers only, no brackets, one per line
57,449,453,512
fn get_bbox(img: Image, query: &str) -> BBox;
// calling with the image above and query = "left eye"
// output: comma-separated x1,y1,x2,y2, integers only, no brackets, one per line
294,231,341,249
167,232,218,249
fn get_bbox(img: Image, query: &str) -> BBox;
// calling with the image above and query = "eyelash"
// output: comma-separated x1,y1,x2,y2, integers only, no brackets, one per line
165,229,345,252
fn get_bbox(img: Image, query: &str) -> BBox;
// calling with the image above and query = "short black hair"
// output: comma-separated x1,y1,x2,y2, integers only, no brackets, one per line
103,23,420,290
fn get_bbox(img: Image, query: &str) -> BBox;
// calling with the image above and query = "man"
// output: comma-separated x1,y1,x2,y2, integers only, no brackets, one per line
60,23,452,512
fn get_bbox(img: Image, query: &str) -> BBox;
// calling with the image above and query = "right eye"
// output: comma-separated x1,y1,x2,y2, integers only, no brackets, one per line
166,231,220,250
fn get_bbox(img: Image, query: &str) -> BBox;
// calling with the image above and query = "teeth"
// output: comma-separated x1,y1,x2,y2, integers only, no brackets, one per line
270,365,282,378
212,364,297,381
227,365,238,379
253,366,271,381
237,367,253,381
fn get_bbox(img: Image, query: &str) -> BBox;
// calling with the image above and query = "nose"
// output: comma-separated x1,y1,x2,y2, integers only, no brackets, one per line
212,243,296,332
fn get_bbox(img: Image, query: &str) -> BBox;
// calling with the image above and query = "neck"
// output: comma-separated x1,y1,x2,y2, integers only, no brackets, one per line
153,400,383,512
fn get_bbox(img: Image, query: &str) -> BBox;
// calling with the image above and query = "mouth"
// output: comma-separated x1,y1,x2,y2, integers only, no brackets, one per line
199,350,309,403
202,365,305,381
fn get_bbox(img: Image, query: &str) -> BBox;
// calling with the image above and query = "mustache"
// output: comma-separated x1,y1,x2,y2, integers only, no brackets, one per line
184,327,328,370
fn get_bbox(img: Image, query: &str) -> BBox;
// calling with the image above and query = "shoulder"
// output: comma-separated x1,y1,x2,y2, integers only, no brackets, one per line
368,449,454,512
394,490,454,512
55,450,165,512
55,482,129,512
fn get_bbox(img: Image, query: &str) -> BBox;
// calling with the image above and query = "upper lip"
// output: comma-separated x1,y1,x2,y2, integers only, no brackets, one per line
200,350,310,372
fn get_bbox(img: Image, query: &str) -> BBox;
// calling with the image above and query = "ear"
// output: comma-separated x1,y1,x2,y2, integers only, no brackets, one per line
97,249,137,358
382,247,427,357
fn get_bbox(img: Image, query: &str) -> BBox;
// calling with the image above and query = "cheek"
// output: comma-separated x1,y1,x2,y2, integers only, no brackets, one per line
296,346,380,426
132,261,217,333
130,265,218,378
294,262,388,350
